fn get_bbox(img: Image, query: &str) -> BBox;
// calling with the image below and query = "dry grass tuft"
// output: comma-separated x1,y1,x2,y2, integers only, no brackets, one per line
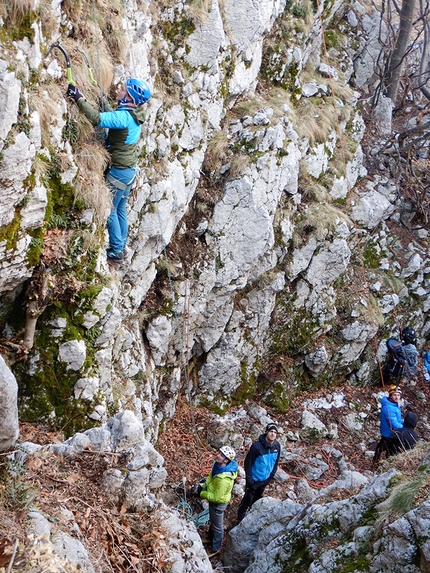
29,89,64,146
74,143,112,224
375,469,430,525
203,131,229,173
301,180,331,203
1,0,35,22
188,0,211,24
295,203,351,243
39,0,57,39
295,99,338,146
232,97,265,119
229,153,251,179
31,154,51,179
76,114,97,141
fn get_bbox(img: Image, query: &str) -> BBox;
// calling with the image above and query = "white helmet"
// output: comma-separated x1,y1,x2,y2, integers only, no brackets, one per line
219,446,236,461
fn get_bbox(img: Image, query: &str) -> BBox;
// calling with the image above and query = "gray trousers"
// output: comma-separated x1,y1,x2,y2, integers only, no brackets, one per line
209,502,228,552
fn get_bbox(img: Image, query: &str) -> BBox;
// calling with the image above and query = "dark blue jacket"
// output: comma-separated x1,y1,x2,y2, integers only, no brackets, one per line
244,434,281,485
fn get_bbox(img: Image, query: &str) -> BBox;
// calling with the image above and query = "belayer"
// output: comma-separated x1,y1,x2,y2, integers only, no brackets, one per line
67,78,151,262
199,446,238,557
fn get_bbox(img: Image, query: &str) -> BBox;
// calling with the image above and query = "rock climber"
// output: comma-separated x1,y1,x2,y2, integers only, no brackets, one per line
373,385,403,465
199,445,238,556
67,78,150,262
237,423,281,523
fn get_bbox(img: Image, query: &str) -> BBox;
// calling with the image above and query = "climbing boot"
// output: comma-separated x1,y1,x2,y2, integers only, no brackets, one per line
106,249,124,262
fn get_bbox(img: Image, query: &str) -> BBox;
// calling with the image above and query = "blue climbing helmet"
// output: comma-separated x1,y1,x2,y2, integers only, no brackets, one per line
126,78,151,106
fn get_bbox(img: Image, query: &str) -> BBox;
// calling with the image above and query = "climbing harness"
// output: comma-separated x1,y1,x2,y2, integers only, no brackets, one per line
105,170,137,191
47,41,75,85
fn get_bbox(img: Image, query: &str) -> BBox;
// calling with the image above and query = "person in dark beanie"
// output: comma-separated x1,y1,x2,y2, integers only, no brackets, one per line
237,423,281,522
400,411,419,450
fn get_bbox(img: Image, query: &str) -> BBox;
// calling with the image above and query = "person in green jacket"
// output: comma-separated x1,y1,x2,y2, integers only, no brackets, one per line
199,445,238,555
67,78,150,262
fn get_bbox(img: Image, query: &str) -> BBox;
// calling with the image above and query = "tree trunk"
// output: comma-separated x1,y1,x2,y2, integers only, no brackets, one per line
23,266,51,351
419,18,430,100
385,0,417,102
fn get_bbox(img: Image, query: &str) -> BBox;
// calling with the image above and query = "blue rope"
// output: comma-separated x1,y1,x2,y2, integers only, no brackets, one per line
173,482,210,527
190,507,210,527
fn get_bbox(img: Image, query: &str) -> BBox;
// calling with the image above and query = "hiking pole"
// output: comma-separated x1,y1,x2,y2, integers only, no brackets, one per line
47,41,75,85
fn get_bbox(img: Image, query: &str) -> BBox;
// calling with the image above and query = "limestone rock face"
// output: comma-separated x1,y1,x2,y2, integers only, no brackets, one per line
0,355,19,451
224,468,429,573
0,0,428,444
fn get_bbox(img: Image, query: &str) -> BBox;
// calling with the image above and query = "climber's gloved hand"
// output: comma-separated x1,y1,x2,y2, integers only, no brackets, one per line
66,83,84,102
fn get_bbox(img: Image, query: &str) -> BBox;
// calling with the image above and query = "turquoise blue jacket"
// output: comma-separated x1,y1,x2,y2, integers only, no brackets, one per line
244,434,280,484
380,396,403,437
77,99,146,168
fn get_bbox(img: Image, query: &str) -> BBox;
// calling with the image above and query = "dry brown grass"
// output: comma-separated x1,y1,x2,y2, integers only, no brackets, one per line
39,0,57,39
28,89,65,145
295,99,338,146
301,179,331,203
1,0,35,21
73,143,112,224
232,97,266,119
204,131,229,173
295,203,351,244
229,153,251,179
188,0,211,24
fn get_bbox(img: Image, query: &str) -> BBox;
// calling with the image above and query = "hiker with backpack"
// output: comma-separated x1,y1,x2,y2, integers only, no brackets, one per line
373,385,403,464
67,78,150,262
382,326,418,384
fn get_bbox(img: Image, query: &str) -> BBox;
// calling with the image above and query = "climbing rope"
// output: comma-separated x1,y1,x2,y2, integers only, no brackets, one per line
90,0,106,110
315,0,388,387
122,0,137,78
117,0,209,521
173,480,210,527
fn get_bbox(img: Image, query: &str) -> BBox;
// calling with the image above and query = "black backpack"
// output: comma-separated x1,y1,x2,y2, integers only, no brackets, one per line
383,337,407,380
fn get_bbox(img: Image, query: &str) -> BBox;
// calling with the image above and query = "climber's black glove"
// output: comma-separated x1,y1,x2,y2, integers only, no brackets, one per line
66,83,84,102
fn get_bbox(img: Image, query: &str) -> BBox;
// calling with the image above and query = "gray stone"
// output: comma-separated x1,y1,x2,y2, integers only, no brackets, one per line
305,346,329,376
58,340,87,371
317,63,339,80
52,531,95,573
0,355,19,451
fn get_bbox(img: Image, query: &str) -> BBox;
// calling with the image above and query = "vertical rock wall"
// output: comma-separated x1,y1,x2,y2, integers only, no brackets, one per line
0,0,428,437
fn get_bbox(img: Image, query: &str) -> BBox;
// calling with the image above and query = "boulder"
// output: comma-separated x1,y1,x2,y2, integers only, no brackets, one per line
0,355,19,451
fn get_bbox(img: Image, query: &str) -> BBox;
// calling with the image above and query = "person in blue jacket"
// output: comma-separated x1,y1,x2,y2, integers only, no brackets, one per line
237,423,281,522
373,385,403,465
67,78,150,262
